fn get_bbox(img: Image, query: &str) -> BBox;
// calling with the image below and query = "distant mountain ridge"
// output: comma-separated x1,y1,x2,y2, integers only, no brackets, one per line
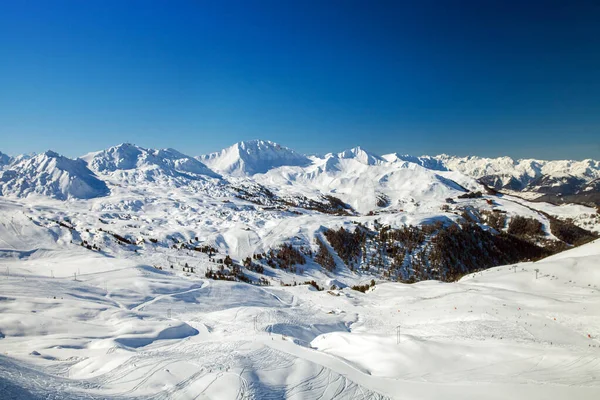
382,153,448,171
81,143,220,185
1,141,599,205
431,155,600,203
435,154,600,183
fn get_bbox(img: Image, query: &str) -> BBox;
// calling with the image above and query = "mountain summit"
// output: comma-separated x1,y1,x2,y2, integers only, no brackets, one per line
0,151,12,169
0,150,109,200
335,146,385,165
82,143,220,182
199,140,311,176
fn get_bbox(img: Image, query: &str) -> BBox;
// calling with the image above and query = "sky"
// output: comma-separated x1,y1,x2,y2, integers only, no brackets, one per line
0,0,599,160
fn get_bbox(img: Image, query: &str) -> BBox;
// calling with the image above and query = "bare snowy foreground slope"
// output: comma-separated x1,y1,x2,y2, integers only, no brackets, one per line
1,211,599,399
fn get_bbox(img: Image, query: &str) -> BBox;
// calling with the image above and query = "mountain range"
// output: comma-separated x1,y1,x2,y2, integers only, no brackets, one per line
1,140,599,206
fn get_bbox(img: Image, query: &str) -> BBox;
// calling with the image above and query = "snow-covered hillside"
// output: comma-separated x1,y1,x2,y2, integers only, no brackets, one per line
1,197,598,398
382,153,447,171
0,151,109,200
199,140,311,176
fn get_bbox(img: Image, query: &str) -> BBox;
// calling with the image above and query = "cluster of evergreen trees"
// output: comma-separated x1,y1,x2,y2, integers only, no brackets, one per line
205,265,269,285
317,220,555,282
264,244,307,271
314,237,336,271
507,216,544,237
457,191,483,199
480,210,507,231
281,194,354,215
428,222,550,281
549,217,598,245
323,227,366,267
351,280,375,293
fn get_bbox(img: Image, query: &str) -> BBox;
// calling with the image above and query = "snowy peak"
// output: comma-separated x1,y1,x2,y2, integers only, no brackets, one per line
0,151,12,169
238,139,283,152
435,155,521,179
83,143,143,172
83,143,220,180
336,146,385,165
382,153,447,171
0,150,109,200
199,140,311,176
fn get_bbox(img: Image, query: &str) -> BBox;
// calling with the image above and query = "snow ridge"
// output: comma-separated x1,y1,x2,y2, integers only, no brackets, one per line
0,151,109,200
0,151,12,169
199,140,311,176
256,152,469,214
382,153,448,171
435,154,600,188
335,146,386,165
82,143,220,184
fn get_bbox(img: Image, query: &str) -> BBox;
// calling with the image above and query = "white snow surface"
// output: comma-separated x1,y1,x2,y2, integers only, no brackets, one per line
0,197,599,398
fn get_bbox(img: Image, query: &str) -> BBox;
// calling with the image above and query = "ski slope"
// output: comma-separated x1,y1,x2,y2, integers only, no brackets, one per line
1,203,599,399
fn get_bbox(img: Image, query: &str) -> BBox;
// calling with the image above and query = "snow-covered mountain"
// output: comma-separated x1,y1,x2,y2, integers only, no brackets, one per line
82,143,220,185
256,151,470,214
0,150,109,200
334,146,386,165
435,155,600,192
0,151,12,169
3,142,600,207
198,141,600,203
382,153,448,171
199,140,311,176
197,142,472,214
2,194,598,399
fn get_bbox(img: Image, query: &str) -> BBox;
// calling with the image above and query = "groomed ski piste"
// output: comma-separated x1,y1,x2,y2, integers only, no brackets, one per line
0,197,599,399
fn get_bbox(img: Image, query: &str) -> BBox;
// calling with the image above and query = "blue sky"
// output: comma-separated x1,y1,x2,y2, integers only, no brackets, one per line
1,0,599,159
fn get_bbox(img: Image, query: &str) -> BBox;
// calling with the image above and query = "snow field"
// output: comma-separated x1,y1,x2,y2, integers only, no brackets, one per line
1,240,599,398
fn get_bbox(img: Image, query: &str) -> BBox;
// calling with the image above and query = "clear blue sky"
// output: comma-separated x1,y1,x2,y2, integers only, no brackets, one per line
1,0,599,159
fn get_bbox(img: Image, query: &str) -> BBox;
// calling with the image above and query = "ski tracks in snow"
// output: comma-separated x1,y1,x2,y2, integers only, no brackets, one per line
132,280,210,312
